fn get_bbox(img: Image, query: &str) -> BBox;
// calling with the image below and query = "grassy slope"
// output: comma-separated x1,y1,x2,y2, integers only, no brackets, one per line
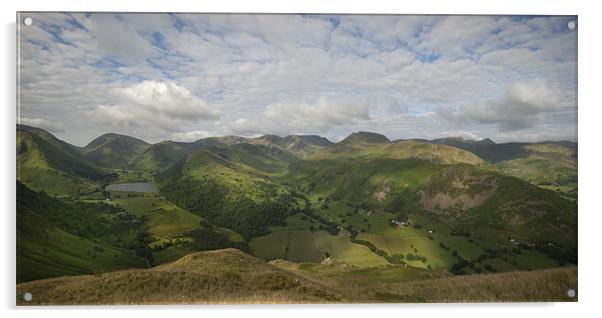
17,128,112,196
495,143,577,192
429,137,577,192
16,127,577,293
81,133,150,169
17,249,340,305
131,141,204,172
17,248,577,305
293,260,577,302
110,192,202,238
250,215,389,267
148,137,574,274
108,190,246,265
18,228,146,283
17,182,147,283
273,143,575,272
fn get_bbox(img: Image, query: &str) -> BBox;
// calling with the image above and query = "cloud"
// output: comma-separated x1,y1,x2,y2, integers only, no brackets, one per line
18,13,577,145
170,130,214,142
438,79,565,131
90,80,220,132
85,14,156,59
19,117,64,133
242,97,371,135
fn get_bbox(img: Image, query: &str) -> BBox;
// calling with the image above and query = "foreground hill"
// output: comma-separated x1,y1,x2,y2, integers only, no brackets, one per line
17,249,340,305
81,133,150,169
17,248,576,305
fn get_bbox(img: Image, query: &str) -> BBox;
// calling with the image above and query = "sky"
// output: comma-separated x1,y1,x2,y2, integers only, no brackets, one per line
18,13,577,146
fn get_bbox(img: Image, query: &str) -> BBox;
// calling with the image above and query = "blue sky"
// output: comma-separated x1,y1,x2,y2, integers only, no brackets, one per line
18,13,577,146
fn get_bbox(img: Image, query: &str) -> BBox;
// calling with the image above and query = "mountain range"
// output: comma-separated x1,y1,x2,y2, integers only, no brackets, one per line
16,124,578,303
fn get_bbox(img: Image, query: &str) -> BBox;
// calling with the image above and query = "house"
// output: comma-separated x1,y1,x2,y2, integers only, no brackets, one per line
391,220,409,229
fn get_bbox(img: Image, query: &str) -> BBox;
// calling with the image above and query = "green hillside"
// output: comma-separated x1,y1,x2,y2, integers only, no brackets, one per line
251,134,334,157
106,190,246,265
17,127,113,196
81,133,150,168
339,131,391,146
17,181,147,283
15,126,578,304
495,143,577,193
132,134,334,172
156,144,301,240
151,132,575,275
419,165,577,252
131,141,204,172
313,139,484,166
429,137,577,192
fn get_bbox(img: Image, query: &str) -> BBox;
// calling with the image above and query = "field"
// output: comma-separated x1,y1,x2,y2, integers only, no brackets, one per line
249,199,564,275
109,192,203,239
250,215,389,267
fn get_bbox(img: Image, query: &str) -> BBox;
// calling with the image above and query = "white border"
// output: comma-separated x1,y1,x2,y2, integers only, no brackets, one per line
2,0,601,317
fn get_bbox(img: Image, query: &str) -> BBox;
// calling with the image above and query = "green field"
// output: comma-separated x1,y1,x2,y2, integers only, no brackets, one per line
109,192,204,239
250,214,388,267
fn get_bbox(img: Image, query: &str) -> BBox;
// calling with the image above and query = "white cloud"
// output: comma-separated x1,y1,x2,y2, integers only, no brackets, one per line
18,13,577,145
170,130,214,142
90,81,220,132
84,14,156,59
19,117,64,133
259,97,371,135
438,79,565,130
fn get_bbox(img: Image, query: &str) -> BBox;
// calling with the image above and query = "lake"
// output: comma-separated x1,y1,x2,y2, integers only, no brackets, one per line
105,182,157,193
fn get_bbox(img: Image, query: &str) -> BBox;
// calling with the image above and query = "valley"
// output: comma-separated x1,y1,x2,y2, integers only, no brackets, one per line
16,124,578,303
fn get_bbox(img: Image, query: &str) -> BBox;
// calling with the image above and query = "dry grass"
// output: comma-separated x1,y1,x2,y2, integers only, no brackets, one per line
16,249,341,305
353,266,577,303
16,249,577,305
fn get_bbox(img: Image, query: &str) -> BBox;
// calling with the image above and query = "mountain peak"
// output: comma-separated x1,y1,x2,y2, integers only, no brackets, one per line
478,138,496,145
339,131,390,145
85,133,149,150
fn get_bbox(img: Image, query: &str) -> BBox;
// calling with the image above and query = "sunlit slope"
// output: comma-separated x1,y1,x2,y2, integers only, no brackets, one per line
495,143,577,192
17,126,112,195
420,164,577,250
271,260,576,302
131,140,205,172
17,248,576,304
156,143,302,239
17,249,340,305
430,137,577,192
